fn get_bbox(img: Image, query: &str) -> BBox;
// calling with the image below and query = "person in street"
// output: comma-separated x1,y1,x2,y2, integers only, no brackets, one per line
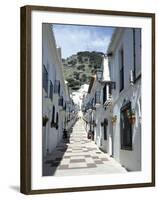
63,128,67,139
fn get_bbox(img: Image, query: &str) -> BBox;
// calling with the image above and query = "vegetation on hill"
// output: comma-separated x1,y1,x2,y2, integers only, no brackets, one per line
63,51,103,91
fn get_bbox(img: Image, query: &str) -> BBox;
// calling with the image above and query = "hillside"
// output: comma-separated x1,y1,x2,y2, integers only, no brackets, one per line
62,51,103,91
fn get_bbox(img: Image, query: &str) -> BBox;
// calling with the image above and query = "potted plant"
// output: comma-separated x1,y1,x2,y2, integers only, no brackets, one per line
126,109,136,124
130,109,136,124
126,109,131,119
43,115,49,126
111,115,117,124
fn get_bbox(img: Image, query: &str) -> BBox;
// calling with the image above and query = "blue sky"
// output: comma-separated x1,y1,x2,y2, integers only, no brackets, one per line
53,24,115,58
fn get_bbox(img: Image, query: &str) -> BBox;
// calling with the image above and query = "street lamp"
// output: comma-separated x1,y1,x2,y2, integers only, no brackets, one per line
96,69,103,81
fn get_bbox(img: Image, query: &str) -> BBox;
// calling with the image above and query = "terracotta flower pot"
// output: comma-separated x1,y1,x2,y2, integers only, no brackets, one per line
131,115,136,124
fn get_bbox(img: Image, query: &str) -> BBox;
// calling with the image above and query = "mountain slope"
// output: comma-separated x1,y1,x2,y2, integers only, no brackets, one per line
62,51,103,91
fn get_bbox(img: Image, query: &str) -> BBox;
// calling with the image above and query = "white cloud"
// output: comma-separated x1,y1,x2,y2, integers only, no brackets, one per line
53,25,114,58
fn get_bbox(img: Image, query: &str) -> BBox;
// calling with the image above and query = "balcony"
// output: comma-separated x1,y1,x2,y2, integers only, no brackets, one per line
104,96,113,108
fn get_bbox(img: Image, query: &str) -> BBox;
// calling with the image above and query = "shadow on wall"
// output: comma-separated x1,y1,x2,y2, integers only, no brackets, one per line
42,121,78,176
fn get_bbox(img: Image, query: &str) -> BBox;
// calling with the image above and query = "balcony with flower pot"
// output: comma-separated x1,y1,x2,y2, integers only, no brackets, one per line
104,96,113,108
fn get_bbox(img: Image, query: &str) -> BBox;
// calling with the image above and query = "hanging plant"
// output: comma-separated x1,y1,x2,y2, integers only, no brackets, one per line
111,115,117,124
130,109,136,124
127,109,136,124
126,109,131,119
43,115,49,126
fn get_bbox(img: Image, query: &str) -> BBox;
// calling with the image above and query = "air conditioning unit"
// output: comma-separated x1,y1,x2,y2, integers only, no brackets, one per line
129,70,134,85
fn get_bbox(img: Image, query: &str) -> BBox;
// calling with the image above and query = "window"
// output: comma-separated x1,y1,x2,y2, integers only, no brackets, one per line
103,119,108,140
58,96,63,106
103,84,107,104
54,80,60,95
133,28,141,79
119,48,124,92
51,106,55,125
103,82,115,104
56,113,59,130
58,82,61,95
49,80,53,100
43,65,48,94
120,101,132,150
108,83,112,97
95,91,101,104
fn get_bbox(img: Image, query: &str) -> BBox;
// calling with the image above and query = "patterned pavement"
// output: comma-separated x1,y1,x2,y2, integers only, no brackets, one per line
43,118,127,176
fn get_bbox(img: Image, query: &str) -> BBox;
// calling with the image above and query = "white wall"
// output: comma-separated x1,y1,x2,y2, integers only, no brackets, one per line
43,24,65,155
109,28,141,171
1,0,159,200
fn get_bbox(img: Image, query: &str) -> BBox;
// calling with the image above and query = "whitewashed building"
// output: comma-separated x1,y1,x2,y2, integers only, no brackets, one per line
83,27,141,171
82,57,115,156
107,27,141,171
42,24,75,158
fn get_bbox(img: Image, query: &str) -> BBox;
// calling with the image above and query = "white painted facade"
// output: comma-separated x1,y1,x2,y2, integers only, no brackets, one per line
42,24,75,158
83,28,141,171
108,28,141,171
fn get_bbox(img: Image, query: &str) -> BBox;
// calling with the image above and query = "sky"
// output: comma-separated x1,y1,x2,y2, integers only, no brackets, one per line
53,24,115,59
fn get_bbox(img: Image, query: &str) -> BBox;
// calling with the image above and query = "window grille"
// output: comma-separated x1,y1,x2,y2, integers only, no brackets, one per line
43,65,48,94
54,80,60,95
120,101,132,150
49,80,53,100
95,91,101,104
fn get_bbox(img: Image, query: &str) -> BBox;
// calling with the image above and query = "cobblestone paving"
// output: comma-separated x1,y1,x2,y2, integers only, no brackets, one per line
43,118,127,176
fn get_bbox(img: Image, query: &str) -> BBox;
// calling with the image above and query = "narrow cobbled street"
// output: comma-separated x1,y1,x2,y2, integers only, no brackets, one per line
43,118,127,176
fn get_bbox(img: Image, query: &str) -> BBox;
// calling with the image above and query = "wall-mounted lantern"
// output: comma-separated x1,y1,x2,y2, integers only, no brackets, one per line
96,69,103,81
